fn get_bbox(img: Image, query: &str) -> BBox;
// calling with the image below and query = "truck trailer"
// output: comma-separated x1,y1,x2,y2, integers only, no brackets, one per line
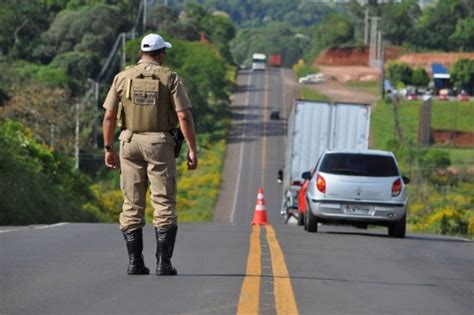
269,54,282,67
280,99,371,222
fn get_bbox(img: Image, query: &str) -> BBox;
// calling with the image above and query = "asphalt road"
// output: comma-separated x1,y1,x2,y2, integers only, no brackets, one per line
1,69,473,315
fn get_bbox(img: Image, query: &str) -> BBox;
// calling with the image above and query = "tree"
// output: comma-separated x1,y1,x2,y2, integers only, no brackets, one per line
148,4,236,63
51,51,100,79
450,58,474,94
386,61,413,87
449,18,474,51
201,14,236,63
34,4,128,63
148,6,200,41
2,83,74,152
0,1,52,60
410,0,464,51
381,0,421,46
310,13,355,56
411,67,430,87
284,2,333,27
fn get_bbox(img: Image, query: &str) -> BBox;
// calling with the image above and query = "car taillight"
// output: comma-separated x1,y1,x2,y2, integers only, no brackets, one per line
392,178,402,197
316,174,326,193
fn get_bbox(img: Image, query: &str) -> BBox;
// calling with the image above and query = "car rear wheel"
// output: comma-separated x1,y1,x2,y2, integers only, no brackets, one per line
388,214,406,238
305,207,318,233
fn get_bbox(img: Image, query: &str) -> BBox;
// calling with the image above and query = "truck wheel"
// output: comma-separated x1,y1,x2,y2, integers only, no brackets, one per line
297,211,304,226
388,214,406,238
306,208,318,233
303,211,308,231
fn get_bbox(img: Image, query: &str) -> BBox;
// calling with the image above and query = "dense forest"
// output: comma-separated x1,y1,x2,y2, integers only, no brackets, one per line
0,0,472,226
168,0,474,66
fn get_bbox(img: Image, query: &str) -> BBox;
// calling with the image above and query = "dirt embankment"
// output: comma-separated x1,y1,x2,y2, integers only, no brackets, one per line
315,46,401,66
314,47,474,81
397,52,474,71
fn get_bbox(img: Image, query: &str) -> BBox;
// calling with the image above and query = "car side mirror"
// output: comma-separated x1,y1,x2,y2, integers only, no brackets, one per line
277,169,283,183
301,171,312,180
402,176,410,184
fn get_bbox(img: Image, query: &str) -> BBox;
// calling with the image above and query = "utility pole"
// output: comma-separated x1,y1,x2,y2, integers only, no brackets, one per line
380,39,385,99
75,103,80,169
50,124,56,149
368,16,382,69
364,8,369,45
94,82,99,149
121,32,126,68
143,0,147,33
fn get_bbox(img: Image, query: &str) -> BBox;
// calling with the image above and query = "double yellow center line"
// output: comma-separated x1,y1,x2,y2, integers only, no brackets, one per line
238,70,297,314
237,225,299,315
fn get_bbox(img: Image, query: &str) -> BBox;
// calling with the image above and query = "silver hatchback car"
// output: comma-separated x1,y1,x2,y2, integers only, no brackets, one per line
303,149,409,238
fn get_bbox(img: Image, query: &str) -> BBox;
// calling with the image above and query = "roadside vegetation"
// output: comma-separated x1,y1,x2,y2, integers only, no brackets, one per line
371,99,474,238
298,87,330,102
344,80,381,97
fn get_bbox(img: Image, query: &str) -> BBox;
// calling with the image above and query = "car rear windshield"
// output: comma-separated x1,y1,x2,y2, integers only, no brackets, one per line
319,153,399,177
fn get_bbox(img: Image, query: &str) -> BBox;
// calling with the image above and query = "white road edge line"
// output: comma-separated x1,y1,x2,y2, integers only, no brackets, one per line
230,73,252,224
34,222,68,230
0,222,68,234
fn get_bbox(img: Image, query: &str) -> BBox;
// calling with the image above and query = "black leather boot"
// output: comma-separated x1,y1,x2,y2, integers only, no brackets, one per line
122,228,150,275
155,226,178,276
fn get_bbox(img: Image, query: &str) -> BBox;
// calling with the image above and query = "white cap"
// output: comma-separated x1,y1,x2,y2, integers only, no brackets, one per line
141,34,172,52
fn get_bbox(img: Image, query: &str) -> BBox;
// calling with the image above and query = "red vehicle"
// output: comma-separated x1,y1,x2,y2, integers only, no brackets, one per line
269,54,282,67
296,169,315,226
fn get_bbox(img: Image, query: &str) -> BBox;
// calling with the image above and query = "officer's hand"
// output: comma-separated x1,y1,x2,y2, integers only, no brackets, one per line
105,150,118,169
187,151,198,170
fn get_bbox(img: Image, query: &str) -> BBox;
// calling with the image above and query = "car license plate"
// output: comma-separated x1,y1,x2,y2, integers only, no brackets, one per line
344,205,371,215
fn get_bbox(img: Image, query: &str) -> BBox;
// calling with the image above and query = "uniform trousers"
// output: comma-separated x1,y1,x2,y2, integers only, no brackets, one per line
118,130,177,231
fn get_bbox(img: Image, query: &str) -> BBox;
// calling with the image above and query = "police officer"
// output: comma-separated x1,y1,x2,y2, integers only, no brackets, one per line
102,33,197,276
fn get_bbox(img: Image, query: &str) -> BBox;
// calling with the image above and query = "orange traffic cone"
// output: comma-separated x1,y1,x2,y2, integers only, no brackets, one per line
251,188,269,225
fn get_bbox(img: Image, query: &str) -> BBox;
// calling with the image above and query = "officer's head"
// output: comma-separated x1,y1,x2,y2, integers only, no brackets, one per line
140,33,172,63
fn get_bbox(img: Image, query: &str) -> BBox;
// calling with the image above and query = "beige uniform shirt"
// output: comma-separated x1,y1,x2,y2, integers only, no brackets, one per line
102,61,192,113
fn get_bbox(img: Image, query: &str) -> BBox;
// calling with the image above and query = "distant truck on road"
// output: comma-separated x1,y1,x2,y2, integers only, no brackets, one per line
252,53,267,71
280,99,371,222
269,54,282,67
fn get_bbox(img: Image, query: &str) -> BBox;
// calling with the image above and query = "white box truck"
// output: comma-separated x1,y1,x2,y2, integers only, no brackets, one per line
280,99,371,221
251,53,266,71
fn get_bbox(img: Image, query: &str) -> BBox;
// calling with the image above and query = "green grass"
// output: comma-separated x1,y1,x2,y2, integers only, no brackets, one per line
371,100,419,148
431,101,474,132
436,148,474,168
298,86,330,101
345,80,381,96
371,99,474,168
